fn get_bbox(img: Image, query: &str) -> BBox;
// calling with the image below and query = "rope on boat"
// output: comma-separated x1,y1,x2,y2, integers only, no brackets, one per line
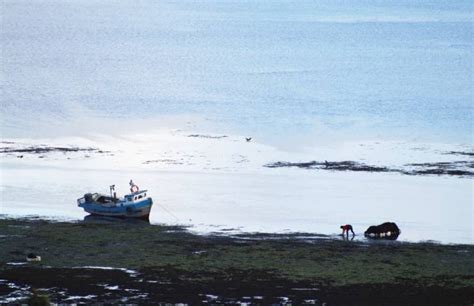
157,202,180,222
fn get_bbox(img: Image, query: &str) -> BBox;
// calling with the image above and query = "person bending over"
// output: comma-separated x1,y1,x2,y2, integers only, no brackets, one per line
340,224,355,236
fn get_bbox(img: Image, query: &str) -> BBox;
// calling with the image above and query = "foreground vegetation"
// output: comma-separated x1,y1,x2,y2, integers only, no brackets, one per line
0,217,473,304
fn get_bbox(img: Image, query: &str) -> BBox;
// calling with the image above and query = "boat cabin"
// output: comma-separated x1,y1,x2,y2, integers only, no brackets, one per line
124,190,148,202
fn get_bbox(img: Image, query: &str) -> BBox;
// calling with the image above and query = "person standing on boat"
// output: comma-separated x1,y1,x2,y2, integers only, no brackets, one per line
129,179,139,193
340,224,355,237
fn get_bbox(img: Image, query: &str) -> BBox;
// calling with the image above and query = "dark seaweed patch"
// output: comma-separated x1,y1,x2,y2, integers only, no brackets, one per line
142,159,184,165
265,161,393,173
187,134,228,139
265,160,474,177
444,151,474,157
0,146,109,155
405,161,474,176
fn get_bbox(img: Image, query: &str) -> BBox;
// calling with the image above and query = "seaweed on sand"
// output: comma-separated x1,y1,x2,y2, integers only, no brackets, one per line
0,218,473,304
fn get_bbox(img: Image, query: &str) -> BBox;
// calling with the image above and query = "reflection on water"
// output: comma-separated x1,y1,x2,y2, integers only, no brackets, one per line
365,233,400,241
340,234,356,241
83,215,150,226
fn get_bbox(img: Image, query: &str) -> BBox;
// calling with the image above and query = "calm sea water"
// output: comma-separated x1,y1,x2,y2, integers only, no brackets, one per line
1,0,472,145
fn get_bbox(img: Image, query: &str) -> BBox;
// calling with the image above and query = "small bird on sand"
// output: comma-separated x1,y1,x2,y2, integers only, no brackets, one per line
26,253,41,262
246,137,252,142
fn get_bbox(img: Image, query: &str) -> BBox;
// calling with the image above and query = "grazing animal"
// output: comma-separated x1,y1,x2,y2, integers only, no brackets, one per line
246,137,252,142
364,222,401,240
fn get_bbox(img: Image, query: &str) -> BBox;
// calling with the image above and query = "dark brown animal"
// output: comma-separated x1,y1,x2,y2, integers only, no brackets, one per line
364,222,400,240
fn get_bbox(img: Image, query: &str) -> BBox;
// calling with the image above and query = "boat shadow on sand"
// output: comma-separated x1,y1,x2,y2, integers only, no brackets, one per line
82,215,150,226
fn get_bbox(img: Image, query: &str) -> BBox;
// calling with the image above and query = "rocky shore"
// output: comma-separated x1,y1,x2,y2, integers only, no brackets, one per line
1,217,473,304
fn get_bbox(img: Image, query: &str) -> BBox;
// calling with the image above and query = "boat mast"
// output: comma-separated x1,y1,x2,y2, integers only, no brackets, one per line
110,185,116,199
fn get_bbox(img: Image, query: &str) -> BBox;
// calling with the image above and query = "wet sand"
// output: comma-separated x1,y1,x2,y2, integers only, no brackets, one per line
1,134,473,244
1,218,473,304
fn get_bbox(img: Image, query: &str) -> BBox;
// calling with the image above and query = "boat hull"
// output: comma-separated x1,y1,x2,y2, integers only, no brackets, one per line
79,198,153,219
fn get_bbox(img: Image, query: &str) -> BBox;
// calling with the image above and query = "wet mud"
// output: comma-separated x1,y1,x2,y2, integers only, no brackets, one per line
1,266,472,305
0,218,473,304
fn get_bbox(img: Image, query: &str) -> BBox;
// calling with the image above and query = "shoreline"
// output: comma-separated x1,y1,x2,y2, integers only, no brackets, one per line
1,132,472,245
1,217,473,304
0,214,468,247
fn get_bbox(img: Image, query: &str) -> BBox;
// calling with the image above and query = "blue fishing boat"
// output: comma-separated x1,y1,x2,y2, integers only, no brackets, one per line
77,181,153,219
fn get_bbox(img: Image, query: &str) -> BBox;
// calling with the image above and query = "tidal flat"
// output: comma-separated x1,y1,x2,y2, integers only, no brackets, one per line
0,217,473,305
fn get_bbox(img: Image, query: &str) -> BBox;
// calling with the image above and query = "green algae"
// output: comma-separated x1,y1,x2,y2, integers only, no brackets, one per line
0,217,473,290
